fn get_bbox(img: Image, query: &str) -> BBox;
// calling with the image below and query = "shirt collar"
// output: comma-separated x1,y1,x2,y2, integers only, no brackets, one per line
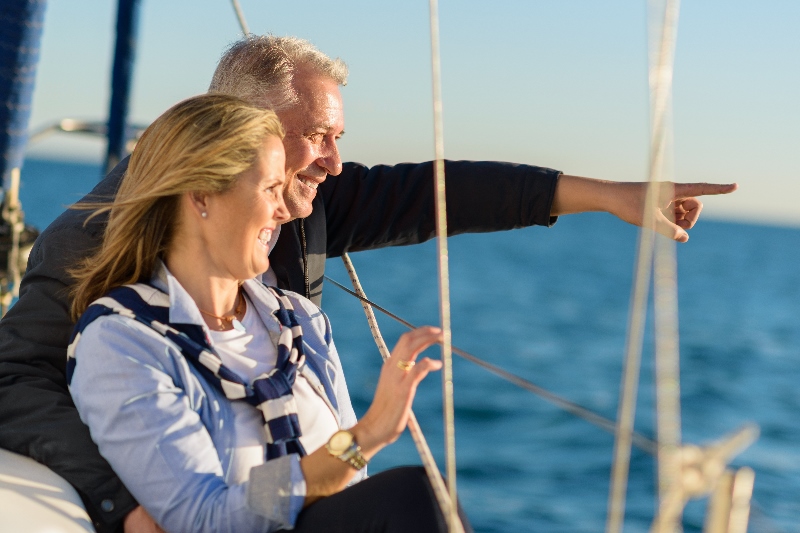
150,260,207,328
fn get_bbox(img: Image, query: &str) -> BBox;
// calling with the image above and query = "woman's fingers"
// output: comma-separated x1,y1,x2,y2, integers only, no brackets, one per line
360,329,445,448
389,326,442,366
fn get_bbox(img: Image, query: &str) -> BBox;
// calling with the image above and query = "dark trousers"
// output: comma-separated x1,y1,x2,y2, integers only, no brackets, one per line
279,466,473,533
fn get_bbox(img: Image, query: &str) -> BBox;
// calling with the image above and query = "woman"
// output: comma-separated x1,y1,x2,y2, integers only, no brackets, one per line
67,94,465,532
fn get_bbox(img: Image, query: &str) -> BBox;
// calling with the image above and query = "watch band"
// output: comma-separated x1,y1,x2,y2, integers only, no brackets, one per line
339,444,368,470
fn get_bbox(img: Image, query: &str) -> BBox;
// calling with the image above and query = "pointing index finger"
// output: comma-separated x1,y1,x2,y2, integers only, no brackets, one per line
673,182,738,199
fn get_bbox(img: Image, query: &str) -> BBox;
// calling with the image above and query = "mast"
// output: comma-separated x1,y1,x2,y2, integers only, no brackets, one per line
0,0,47,314
104,0,142,175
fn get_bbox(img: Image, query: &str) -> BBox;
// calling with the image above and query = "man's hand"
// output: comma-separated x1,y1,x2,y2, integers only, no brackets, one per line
551,175,738,242
123,505,165,533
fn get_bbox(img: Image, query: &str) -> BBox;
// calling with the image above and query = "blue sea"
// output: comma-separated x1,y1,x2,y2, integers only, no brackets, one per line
18,158,800,532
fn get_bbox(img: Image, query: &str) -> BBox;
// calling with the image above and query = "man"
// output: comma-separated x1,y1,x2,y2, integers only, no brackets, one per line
0,36,735,532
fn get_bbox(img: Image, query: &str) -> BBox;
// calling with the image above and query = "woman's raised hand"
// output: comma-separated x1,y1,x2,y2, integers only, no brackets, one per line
299,327,443,504
352,327,443,455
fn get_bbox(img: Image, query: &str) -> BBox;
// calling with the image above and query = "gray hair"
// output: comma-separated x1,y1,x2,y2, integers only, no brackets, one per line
208,35,348,111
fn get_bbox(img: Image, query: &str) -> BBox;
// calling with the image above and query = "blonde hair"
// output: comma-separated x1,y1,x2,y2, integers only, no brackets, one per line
70,94,284,319
208,35,348,110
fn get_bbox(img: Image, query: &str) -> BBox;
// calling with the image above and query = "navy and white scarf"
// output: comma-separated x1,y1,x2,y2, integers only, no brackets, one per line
67,283,307,459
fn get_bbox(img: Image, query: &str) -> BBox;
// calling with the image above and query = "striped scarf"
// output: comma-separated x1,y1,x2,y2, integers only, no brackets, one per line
67,283,307,459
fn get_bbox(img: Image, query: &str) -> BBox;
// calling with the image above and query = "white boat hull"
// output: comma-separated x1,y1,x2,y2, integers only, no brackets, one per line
0,447,94,532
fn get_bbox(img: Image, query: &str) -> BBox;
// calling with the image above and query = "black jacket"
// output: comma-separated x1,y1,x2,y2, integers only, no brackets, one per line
0,157,559,532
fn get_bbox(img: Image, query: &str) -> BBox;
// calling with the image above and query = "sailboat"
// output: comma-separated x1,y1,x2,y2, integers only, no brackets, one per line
0,0,780,528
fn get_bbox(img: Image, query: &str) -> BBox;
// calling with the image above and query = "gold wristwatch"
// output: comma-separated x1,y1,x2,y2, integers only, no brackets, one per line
325,429,368,470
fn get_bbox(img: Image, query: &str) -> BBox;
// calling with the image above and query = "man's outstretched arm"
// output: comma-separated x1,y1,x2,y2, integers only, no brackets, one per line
322,160,562,258
551,175,738,242
322,161,736,258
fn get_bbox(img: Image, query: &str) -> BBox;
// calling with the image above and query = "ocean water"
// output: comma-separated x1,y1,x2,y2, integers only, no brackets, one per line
17,158,800,532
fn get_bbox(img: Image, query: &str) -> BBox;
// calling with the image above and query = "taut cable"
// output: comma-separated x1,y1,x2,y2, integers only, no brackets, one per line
229,0,250,36
324,274,658,456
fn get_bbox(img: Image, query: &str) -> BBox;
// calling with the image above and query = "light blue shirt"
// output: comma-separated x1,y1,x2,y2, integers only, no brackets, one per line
69,264,361,532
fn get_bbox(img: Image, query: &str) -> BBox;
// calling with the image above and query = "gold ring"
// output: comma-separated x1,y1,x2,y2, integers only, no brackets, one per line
396,359,416,371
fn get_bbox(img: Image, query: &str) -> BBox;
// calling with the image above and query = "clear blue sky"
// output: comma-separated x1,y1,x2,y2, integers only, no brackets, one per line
26,0,800,226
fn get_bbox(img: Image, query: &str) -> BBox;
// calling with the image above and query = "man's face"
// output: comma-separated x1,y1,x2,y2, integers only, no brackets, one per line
276,68,345,220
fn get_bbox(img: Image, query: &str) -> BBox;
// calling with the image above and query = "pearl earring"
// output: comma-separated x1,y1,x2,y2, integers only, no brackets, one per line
201,212,208,219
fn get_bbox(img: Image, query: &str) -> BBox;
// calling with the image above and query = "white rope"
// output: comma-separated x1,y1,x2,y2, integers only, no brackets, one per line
605,187,657,533
606,1,681,531
341,254,462,532
427,2,459,531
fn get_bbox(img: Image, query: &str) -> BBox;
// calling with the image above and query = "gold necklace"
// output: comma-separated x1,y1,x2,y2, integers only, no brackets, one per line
199,286,247,332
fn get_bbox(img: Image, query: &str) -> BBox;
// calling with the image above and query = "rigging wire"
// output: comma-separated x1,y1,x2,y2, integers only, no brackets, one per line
324,274,658,456
427,1,459,530
229,0,250,36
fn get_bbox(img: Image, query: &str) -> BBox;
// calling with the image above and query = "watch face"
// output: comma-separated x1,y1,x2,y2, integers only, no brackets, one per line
329,430,354,454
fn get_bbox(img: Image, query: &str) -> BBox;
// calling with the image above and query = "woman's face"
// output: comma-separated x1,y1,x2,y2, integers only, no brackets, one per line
203,135,289,280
